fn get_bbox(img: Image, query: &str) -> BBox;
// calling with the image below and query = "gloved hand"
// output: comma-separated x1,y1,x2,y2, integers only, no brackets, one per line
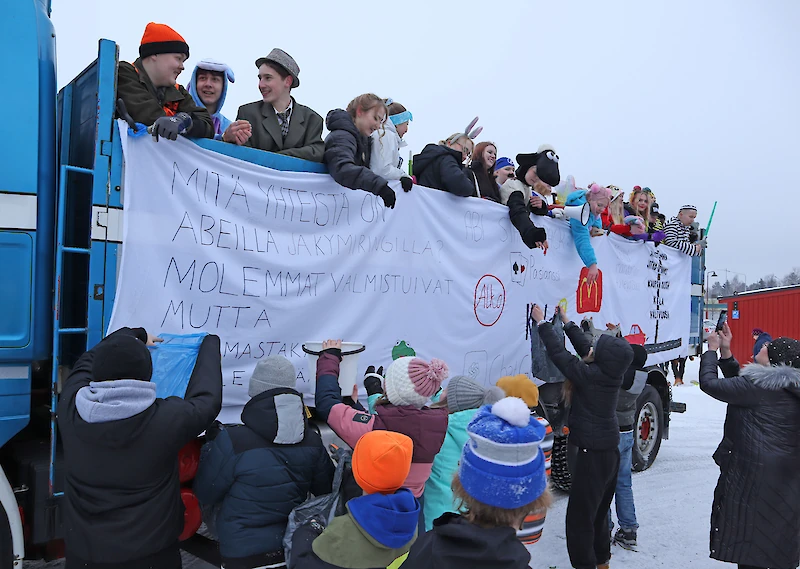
521,225,548,250
400,177,413,192
378,185,396,209
152,112,193,141
363,365,385,396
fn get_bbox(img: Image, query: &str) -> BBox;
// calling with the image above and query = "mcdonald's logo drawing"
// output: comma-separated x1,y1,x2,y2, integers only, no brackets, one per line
576,267,603,314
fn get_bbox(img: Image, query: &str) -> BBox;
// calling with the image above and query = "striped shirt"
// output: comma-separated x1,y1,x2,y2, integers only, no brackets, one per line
663,216,699,256
516,412,554,546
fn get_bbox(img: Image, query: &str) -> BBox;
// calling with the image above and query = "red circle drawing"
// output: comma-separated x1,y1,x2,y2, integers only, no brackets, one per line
474,274,506,327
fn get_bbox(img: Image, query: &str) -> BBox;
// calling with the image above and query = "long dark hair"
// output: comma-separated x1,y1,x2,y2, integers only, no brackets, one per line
470,142,500,201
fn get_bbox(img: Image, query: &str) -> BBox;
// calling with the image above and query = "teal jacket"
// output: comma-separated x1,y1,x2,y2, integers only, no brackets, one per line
422,408,477,530
566,189,602,267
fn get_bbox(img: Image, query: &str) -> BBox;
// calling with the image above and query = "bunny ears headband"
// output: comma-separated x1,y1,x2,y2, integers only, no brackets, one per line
447,117,483,144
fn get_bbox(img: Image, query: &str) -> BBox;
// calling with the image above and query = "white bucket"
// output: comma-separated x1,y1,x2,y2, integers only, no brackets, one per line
302,342,366,395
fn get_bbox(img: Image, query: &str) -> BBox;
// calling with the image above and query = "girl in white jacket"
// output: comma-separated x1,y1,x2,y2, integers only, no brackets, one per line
370,99,414,192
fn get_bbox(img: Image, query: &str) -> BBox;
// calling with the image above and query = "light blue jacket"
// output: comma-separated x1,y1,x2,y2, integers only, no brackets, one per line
566,189,602,267
422,408,477,530
187,60,234,140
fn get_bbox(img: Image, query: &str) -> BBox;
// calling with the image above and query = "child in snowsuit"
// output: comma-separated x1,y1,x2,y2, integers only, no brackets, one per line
324,94,397,209
532,304,634,569
314,340,449,522
495,374,554,545
663,204,705,256
291,430,419,569
193,356,334,569
423,376,505,529
609,344,648,551
404,397,551,569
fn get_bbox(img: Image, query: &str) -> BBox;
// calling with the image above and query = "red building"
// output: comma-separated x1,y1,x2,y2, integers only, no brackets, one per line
719,285,800,363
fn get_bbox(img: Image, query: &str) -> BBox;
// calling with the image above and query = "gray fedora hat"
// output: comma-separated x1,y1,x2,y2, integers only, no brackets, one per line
255,48,300,88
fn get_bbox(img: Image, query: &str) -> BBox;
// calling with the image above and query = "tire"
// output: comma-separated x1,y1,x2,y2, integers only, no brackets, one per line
550,435,571,492
0,503,12,569
632,385,664,472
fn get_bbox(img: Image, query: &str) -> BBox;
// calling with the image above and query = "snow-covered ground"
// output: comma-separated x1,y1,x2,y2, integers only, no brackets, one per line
529,357,727,569
26,359,728,569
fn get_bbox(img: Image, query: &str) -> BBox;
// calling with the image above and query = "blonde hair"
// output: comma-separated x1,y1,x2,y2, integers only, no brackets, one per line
452,473,551,529
628,187,652,219
441,133,471,148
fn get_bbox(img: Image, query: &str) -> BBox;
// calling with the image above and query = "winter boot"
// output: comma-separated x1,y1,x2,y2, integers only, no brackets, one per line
596,563,610,569
673,378,684,386
613,528,637,550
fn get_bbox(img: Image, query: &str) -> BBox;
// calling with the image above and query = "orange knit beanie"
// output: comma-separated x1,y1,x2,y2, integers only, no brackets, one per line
139,23,189,59
352,431,413,495
497,374,540,408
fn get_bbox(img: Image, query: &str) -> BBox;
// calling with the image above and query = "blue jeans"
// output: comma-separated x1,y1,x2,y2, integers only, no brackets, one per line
609,430,638,531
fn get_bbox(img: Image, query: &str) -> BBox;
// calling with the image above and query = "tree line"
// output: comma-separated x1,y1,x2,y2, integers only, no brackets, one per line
709,267,800,297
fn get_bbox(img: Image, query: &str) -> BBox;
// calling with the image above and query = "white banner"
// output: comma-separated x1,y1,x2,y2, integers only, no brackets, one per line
111,130,691,423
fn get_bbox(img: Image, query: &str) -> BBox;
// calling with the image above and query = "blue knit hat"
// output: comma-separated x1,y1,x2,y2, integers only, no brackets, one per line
494,156,515,172
458,397,547,509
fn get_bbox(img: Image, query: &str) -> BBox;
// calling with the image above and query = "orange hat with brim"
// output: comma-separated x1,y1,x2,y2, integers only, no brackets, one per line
497,374,540,408
140,22,189,59
352,431,413,495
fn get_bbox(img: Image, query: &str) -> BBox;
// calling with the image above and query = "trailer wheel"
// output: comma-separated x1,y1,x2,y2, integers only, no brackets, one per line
632,385,664,472
550,436,572,492
0,504,12,569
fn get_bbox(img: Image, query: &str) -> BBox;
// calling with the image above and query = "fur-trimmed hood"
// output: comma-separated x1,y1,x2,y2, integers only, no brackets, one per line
743,363,800,398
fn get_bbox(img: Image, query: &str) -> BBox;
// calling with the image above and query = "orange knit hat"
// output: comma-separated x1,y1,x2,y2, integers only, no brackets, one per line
497,374,540,408
352,431,413,495
139,23,189,59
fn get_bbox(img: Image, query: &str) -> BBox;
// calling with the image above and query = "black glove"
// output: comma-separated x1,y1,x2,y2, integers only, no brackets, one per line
363,365,385,396
321,347,342,361
400,177,413,192
152,112,192,141
378,185,396,209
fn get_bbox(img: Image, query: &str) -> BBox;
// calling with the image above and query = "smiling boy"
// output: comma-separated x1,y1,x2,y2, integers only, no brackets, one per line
229,48,324,162
116,23,214,140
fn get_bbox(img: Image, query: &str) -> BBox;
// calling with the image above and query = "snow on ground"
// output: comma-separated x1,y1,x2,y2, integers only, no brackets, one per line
528,357,727,569
26,359,729,569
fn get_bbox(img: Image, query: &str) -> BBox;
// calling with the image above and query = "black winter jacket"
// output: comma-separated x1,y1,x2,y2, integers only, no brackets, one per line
323,109,388,197
193,388,334,563
467,160,501,202
404,513,531,569
700,352,800,569
539,322,633,450
57,329,222,565
412,144,474,197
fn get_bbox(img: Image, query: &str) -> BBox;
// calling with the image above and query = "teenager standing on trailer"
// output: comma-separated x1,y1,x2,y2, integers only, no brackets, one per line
116,23,214,140
467,141,502,202
230,49,324,162
369,99,414,191
324,94,400,209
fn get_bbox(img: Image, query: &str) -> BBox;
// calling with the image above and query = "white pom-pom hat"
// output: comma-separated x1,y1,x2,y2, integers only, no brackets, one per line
458,397,547,509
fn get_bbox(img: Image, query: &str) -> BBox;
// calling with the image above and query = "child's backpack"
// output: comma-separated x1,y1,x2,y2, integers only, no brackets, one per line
283,445,356,568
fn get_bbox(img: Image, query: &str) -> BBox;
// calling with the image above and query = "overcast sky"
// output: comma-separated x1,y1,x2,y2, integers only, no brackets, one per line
51,0,799,286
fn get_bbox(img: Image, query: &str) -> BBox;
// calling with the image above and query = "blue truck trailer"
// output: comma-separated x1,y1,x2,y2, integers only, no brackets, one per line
0,1,705,564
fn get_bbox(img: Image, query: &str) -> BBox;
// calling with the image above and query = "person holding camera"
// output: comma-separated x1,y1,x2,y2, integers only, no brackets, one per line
701,323,800,569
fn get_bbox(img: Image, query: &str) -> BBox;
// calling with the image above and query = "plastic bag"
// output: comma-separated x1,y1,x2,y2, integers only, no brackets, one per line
148,333,207,399
283,446,352,568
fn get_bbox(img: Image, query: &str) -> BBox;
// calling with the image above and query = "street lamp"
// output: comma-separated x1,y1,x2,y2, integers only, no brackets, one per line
723,269,747,293
705,271,717,318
